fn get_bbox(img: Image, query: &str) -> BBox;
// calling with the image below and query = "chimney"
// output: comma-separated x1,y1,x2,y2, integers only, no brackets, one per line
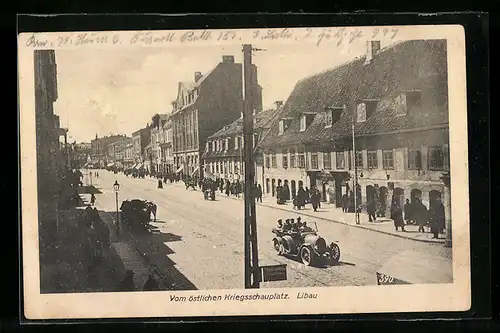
274,101,283,108
365,41,381,65
222,55,235,64
194,72,202,82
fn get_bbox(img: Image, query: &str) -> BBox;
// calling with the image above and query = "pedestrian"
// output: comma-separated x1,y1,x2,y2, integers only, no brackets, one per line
413,197,428,233
90,193,96,206
157,178,163,189
296,182,306,210
391,199,405,231
429,197,445,239
403,198,413,224
311,186,321,212
117,270,135,292
257,184,263,203
367,199,376,222
143,273,160,291
341,193,349,213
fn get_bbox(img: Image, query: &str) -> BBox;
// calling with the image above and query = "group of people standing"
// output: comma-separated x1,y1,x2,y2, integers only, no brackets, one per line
78,205,111,271
402,197,446,239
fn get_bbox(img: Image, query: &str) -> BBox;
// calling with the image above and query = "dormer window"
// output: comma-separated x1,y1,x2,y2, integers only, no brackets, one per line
279,118,292,135
300,116,307,132
325,106,344,128
357,100,378,122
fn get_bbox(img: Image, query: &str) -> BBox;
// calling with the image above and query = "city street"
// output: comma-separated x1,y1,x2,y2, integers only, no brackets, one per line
87,170,452,290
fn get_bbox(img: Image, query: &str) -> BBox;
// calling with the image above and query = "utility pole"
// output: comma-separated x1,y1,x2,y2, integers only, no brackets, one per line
243,44,260,288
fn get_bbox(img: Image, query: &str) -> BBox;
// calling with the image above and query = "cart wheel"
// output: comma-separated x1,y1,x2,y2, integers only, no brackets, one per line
329,243,341,264
300,246,314,266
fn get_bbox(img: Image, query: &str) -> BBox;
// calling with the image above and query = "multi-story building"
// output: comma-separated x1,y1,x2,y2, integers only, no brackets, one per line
150,113,170,174
123,142,134,169
131,126,151,168
90,134,127,168
171,55,262,179
34,50,69,250
202,102,282,187
107,137,133,169
260,39,450,217
160,117,174,174
72,142,92,169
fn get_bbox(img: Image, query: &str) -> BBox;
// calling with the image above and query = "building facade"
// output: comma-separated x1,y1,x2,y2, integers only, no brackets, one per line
202,103,281,188
260,39,450,217
107,136,133,169
90,134,128,168
150,114,170,174
131,126,151,167
160,117,174,174
171,55,262,179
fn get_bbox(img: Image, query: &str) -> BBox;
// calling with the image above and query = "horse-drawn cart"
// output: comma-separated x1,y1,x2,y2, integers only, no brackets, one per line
120,199,156,230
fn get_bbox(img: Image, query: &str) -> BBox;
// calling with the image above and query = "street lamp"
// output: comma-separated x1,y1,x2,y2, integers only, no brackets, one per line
113,180,120,238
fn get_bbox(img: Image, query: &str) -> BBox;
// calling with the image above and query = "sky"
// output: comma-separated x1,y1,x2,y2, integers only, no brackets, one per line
54,40,387,143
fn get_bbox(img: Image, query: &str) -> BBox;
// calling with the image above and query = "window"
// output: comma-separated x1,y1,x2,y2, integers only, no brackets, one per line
265,154,270,168
235,136,239,149
298,151,306,169
325,111,333,128
225,138,229,151
311,151,319,169
367,151,378,169
300,116,307,132
408,148,422,170
271,153,277,168
282,150,288,169
383,150,394,169
355,151,363,168
428,146,444,170
356,103,367,123
336,152,345,169
323,152,331,169
279,120,284,135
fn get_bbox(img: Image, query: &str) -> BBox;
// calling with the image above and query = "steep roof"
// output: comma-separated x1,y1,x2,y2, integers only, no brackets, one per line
261,39,448,149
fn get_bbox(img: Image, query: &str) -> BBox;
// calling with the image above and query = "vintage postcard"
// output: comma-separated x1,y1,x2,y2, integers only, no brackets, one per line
18,24,470,319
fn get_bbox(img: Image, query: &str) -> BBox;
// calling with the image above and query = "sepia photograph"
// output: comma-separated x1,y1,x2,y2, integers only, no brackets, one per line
19,25,470,319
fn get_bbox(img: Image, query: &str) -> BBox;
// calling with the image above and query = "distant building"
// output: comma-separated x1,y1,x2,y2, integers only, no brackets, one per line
260,39,450,217
202,102,282,188
90,134,127,168
160,117,174,174
131,126,151,168
107,136,133,169
150,113,170,174
171,55,262,179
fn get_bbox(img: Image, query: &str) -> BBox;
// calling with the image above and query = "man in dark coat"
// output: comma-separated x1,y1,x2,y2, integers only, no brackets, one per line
256,184,263,203
296,183,306,209
310,186,321,212
403,198,413,224
143,274,160,291
413,197,428,233
341,193,349,213
117,270,135,292
429,197,445,239
391,199,405,231
367,199,376,222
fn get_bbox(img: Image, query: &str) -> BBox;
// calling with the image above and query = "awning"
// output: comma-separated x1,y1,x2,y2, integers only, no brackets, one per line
107,163,115,167
131,163,137,169
176,165,184,173
191,166,200,177
135,163,143,169
204,170,216,180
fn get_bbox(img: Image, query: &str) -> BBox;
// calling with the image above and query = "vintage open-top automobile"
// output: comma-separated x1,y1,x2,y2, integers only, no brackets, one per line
272,219,341,266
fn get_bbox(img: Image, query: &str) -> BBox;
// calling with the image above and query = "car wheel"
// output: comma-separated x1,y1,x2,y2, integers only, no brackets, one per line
273,239,281,252
300,246,314,266
330,243,341,264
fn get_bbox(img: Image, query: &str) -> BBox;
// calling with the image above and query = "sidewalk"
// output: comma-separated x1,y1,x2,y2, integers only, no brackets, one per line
39,205,126,293
193,183,447,244
80,193,195,291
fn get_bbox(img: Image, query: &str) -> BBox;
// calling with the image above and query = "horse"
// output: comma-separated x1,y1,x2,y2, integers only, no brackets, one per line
146,201,157,222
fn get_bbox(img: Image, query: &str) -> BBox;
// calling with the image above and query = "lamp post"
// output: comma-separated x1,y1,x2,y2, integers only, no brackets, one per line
113,180,120,239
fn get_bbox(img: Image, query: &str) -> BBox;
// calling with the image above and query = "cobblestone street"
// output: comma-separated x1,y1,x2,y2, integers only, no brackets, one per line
83,170,452,290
